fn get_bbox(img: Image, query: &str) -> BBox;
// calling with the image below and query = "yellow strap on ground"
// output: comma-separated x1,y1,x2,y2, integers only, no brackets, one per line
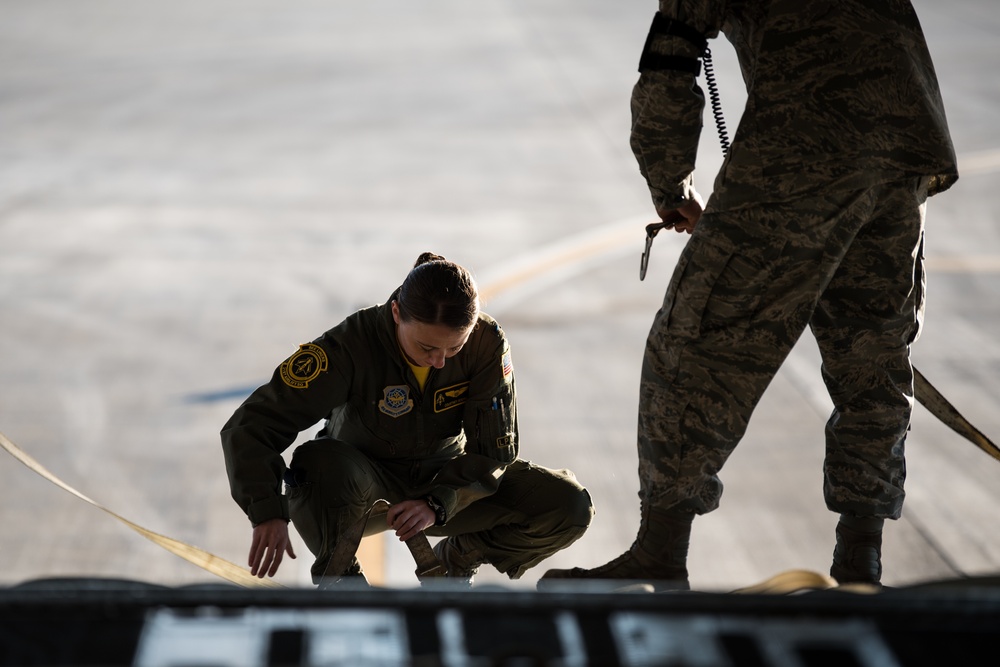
1,430,282,589
729,569,883,595
730,569,838,595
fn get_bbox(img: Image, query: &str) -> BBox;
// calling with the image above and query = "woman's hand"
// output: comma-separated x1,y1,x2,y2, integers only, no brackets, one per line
386,499,436,542
249,518,297,578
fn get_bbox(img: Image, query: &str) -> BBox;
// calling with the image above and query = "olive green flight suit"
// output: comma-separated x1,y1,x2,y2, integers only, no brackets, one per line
222,292,592,580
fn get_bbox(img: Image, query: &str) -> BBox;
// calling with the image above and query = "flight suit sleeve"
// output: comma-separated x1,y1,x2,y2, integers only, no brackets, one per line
426,322,517,521
630,1,725,209
221,337,352,526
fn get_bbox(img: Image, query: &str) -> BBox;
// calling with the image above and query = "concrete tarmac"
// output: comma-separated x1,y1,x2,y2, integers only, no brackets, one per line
2,0,999,592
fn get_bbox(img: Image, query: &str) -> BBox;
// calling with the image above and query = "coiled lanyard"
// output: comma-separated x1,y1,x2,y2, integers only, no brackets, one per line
638,12,730,281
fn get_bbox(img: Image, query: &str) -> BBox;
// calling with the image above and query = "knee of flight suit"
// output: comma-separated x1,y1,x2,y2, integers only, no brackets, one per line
562,483,595,530
541,485,594,553
534,468,595,532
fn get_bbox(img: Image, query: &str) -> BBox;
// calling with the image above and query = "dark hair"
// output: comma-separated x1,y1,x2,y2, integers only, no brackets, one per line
397,252,479,330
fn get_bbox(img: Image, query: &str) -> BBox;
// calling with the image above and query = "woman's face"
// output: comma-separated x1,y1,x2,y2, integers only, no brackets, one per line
391,301,473,369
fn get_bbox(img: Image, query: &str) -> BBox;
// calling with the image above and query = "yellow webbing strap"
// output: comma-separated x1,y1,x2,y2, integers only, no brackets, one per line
914,367,1000,462
1,430,282,589
730,569,835,595
730,569,879,595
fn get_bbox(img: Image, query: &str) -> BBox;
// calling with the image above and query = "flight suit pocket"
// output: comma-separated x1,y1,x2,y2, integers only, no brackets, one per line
475,383,516,464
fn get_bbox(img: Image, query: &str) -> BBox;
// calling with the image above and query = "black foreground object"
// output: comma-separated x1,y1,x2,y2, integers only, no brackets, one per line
2,575,1000,666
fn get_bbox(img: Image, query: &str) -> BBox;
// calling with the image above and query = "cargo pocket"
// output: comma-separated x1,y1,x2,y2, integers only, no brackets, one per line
665,234,769,342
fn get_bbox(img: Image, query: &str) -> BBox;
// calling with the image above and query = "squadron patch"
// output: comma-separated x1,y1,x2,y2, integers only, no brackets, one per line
379,385,414,418
280,343,328,389
434,382,470,413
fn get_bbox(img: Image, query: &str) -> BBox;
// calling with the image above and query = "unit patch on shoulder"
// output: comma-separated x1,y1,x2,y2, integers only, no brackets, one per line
280,343,329,389
379,385,414,418
434,382,470,413
500,349,513,383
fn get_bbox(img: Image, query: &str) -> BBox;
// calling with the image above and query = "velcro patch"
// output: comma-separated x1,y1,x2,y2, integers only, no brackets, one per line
496,434,514,452
501,350,513,383
379,385,414,418
434,382,469,413
280,343,328,389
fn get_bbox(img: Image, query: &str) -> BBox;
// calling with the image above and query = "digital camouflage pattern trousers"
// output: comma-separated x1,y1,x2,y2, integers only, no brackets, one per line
641,177,929,520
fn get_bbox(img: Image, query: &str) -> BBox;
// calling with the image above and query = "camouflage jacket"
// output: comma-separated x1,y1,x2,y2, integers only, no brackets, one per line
221,292,517,526
632,0,958,209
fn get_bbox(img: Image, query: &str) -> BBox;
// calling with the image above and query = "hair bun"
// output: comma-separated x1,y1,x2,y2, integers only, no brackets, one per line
414,252,446,268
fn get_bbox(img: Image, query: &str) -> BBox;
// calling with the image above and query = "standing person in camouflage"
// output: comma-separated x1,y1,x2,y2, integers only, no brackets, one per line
540,0,957,590
223,252,593,586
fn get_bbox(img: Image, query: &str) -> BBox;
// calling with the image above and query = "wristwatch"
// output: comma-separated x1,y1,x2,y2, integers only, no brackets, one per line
425,495,447,526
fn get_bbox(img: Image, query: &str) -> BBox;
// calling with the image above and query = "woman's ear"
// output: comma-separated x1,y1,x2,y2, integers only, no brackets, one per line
390,300,401,325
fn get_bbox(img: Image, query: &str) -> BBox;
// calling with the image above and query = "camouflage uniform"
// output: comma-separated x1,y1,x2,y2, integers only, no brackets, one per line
222,292,593,582
541,0,956,589
633,0,956,521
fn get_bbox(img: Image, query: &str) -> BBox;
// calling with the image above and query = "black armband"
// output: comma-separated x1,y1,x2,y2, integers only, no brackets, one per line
638,12,708,75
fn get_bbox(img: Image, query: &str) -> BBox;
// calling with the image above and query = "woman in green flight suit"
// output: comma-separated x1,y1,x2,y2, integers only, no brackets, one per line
222,252,593,585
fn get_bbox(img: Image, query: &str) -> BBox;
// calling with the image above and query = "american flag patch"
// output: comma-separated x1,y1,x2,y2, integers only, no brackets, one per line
501,350,513,380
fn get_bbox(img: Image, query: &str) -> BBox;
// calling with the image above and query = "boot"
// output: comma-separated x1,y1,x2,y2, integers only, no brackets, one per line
315,556,370,590
538,505,693,592
433,537,486,587
830,515,884,586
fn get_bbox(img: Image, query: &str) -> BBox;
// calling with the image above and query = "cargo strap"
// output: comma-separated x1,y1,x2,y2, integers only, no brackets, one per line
0,430,282,589
915,367,1000,462
319,499,447,590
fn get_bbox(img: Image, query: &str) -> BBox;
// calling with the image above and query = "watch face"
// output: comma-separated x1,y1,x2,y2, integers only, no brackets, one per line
425,497,445,524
